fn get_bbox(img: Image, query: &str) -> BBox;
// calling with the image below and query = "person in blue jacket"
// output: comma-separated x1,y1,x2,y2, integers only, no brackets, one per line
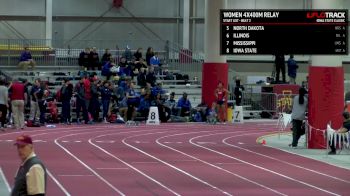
177,92,191,117
287,54,298,84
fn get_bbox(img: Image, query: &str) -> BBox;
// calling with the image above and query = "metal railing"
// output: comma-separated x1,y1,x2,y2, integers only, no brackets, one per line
0,39,204,73
237,92,298,119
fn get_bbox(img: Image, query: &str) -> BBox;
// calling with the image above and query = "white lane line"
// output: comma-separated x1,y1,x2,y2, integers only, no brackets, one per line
46,169,71,196
190,133,341,196
89,135,181,196
123,132,232,196
95,140,115,143
5,140,13,142
237,142,244,145
163,142,183,144
58,175,94,177
222,136,350,184
174,160,197,162
61,141,69,143
74,141,82,143
96,168,129,170
0,124,114,138
157,130,286,196
196,142,216,145
131,162,159,164
55,131,126,196
134,141,149,144
33,140,47,143
215,163,244,165
6,126,116,196
0,167,11,193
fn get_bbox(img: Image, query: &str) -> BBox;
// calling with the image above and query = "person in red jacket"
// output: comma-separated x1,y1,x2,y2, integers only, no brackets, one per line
9,79,27,129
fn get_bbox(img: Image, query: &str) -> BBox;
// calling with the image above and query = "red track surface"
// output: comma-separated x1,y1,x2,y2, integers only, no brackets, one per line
1,123,349,196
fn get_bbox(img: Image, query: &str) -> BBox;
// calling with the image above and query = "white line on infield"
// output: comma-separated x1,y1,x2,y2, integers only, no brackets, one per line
58,175,94,177
190,132,341,196
96,168,129,170
157,130,286,196
0,167,11,193
123,132,232,196
55,130,126,196
46,169,71,196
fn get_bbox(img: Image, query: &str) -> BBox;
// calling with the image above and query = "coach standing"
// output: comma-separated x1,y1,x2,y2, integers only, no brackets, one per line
11,135,46,196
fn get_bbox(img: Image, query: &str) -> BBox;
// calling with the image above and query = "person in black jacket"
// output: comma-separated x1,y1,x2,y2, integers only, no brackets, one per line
146,67,157,87
74,78,89,124
89,78,101,122
61,78,73,124
274,53,286,83
100,81,112,123
89,47,100,70
12,135,46,196
78,48,90,70
146,47,154,66
101,48,112,65
234,79,244,106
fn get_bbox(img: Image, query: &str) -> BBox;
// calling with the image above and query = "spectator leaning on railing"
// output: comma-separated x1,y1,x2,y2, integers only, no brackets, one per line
328,111,350,155
18,47,36,70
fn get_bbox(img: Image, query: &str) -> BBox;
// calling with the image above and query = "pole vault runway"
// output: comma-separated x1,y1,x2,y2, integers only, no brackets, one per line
0,123,349,196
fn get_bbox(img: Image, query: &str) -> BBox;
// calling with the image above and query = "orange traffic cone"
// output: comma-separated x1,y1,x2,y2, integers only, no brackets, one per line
261,140,266,145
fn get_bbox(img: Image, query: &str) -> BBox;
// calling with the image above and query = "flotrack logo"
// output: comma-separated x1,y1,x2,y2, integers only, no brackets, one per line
306,11,346,19
306,12,326,19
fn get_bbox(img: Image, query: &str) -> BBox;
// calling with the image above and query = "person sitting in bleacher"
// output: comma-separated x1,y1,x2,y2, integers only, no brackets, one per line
78,48,90,70
134,48,143,61
146,67,157,87
138,92,151,119
137,68,148,88
151,83,166,99
328,111,350,155
151,92,168,122
89,47,100,70
118,96,128,122
177,92,192,117
134,58,147,71
207,102,218,124
164,92,178,116
18,47,36,70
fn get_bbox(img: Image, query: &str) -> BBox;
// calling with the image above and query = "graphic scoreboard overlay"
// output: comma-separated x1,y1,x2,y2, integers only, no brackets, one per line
221,10,348,55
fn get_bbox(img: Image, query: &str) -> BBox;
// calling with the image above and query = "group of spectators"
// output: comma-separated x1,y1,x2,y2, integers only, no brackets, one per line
5,45,248,129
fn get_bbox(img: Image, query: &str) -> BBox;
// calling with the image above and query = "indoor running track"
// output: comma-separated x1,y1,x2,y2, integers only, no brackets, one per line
0,123,349,196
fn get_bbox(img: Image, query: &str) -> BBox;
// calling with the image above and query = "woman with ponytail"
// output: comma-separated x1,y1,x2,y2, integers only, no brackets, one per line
290,87,308,148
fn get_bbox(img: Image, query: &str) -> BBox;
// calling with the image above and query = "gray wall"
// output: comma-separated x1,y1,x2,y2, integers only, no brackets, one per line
0,0,348,52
